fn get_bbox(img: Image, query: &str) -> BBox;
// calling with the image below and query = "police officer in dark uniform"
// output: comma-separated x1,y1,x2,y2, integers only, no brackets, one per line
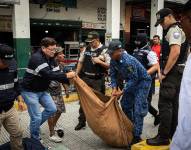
0,44,23,150
147,8,189,146
133,33,160,126
75,31,110,130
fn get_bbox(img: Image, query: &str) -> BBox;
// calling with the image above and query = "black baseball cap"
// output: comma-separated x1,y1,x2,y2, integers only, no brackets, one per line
107,40,122,55
0,44,14,64
155,8,174,27
85,31,100,43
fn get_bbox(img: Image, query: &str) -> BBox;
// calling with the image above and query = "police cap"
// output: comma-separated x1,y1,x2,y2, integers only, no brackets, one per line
85,31,100,43
107,40,122,55
155,8,174,27
0,44,14,62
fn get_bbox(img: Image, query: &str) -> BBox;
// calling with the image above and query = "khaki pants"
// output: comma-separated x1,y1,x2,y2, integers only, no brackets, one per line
0,106,23,150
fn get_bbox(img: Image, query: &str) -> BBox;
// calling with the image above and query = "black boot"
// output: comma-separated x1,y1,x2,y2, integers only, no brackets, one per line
74,122,86,131
146,135,170,146
154,114,160,126
131,136,142,145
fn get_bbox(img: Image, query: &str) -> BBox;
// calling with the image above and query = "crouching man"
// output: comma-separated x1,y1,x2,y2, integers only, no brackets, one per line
108,40,151,144
21,37,76,142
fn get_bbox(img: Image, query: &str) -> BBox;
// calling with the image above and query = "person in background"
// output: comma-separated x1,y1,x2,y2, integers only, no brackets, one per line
0,44,23,150
79,42,86,54
77,42,86,77
171,1,191,149
151,35,161,62
48,47,70,143
133,34,160,126
109,40,151,144
21,37,76,142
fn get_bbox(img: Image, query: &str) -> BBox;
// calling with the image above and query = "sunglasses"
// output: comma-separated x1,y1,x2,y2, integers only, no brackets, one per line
46,47,56,51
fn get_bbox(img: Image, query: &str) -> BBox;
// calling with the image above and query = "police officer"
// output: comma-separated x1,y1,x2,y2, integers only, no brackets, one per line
75,31,110,130
109,40,151,144
171,1,191,149
21,37,76,141
0,44,23,150
147,8,189,146
79,42,86,54
133,34,160,126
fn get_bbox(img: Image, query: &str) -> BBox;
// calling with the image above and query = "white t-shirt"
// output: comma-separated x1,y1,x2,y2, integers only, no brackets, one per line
147,51,158,66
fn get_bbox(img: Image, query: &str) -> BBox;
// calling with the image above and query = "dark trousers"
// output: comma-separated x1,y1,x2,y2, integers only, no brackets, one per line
158,66,183,139
78,76,105,124
147,78,158,117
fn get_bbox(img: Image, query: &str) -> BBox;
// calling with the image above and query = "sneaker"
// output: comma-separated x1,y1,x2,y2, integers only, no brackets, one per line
49,135,62,143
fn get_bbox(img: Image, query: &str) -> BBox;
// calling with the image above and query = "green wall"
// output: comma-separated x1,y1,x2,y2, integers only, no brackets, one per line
13,38,30,78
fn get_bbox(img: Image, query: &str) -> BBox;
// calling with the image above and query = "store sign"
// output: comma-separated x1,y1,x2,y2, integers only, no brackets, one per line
82,22,94,29
0,15,12,32
0,0,20,4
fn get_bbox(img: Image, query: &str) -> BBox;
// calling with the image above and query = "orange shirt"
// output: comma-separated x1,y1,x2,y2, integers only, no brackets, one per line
151,44,161,61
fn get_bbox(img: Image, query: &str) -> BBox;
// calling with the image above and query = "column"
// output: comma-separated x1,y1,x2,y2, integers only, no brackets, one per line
150,0,164,39
106,0,120,46
12,0,30,77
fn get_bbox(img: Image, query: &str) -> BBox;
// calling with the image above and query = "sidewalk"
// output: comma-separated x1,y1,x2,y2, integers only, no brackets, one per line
0,87,159,150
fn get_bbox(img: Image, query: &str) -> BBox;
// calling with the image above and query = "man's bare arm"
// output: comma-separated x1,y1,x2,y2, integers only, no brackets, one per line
163,44,180,75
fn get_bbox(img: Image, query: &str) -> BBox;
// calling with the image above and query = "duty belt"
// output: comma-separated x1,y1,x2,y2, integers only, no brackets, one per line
84,72,97,76
177,63,185,67
0,83,14,90
84,72,103,79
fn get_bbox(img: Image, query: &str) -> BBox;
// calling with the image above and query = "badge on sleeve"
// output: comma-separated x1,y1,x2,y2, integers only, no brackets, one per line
173,32,180,39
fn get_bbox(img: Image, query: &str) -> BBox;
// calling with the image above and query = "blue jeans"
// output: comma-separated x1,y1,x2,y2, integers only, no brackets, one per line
21,91,57,140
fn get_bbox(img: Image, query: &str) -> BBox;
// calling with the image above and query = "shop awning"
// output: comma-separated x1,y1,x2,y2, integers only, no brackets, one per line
0,0,20,4
30,19,82,28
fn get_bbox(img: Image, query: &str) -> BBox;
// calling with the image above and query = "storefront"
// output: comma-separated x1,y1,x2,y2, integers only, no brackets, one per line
30,19,82,47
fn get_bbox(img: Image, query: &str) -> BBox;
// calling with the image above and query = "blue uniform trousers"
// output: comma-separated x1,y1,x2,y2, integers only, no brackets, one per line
121,80,151,137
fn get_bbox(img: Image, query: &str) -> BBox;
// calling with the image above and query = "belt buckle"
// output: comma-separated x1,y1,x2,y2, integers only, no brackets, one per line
177,64,185,67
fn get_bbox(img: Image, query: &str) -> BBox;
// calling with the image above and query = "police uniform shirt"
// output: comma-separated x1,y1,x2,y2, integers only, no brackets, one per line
0,59,20,111
166,25,186,46
110,51,151,92
79,43,111,65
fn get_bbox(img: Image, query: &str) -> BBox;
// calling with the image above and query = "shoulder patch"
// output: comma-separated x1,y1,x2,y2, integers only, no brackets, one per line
173,32,181,39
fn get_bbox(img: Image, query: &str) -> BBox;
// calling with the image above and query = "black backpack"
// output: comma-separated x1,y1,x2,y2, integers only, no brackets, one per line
0,138,46,150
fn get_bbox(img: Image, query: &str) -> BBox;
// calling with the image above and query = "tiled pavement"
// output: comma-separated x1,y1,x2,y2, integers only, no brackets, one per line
0,87,159,150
